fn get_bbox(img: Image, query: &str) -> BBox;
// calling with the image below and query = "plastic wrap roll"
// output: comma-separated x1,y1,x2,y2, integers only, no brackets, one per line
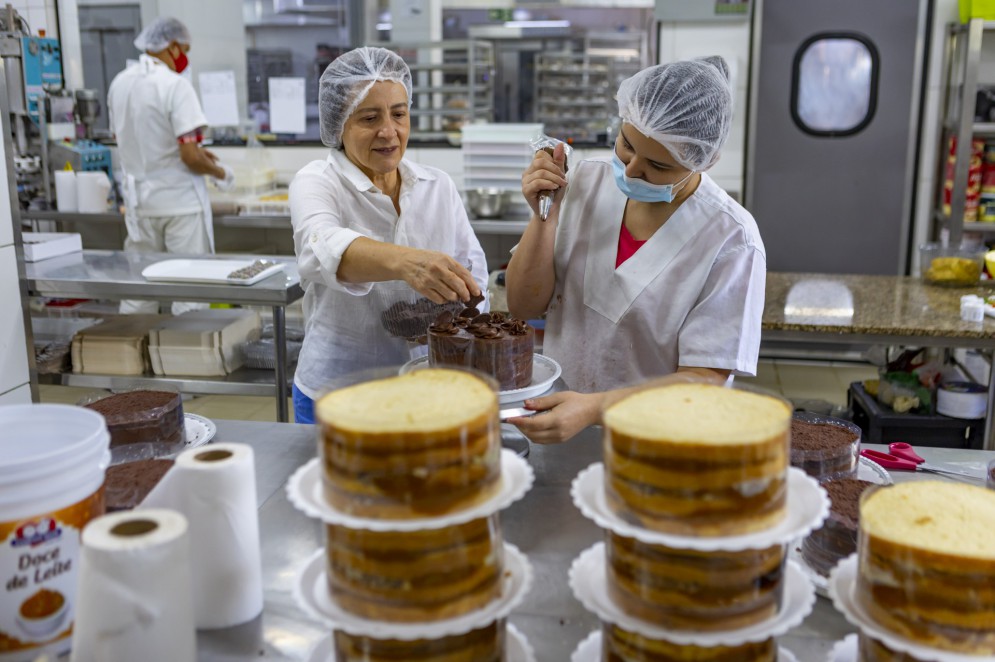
141,443,263,628
603,383,791,536
856,482,995,655
316,369,501,519
70,509,194,662
54,171,77,212
326,516,503,622
606,532,785,631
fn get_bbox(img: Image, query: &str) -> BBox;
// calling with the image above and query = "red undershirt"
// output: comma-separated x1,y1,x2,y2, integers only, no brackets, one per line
616,221,647,268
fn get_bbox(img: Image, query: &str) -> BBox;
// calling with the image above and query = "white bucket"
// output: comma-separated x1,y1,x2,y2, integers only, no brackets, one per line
53,171,77,212
0,404,110,661
75,172,111,213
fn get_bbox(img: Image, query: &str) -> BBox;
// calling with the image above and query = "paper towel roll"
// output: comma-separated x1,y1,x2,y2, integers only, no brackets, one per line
70,509,195,662
54,170,77,212
141,443,263,628
75,172,111,213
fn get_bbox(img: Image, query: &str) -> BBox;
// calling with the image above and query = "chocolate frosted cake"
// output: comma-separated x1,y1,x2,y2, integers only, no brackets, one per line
428,308,534,390
83,390,185,448
790,417,860,481
381,297,461,340
801,477,873,576
103,459,175,511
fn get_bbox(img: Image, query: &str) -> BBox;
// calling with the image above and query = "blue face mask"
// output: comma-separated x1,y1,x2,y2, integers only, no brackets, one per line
611,151,694,203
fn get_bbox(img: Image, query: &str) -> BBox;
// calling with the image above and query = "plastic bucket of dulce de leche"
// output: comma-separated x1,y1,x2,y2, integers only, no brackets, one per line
0,404,109,661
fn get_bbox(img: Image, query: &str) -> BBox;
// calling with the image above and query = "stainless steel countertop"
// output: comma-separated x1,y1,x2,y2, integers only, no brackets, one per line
199,419,995,661
23,249,303,305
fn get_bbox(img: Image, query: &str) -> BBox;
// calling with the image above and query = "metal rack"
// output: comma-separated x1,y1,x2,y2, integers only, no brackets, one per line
533,52,616,143
935,19,995,243
375,40,495,142
23,250,303,422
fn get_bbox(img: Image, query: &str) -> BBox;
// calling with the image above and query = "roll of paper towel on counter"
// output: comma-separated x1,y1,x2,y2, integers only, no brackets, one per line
75,171,111,213
70,509,195,662
54,170,77,212
141,442,263,628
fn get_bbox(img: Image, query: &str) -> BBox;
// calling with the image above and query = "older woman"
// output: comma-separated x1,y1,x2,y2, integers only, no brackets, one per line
290,47,488,423
505,57,765,443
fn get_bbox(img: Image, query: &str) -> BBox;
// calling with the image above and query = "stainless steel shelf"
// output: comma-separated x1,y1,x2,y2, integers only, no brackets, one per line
975,122,995,136
964,222,995,232
38,366,294,397
410,106,492,117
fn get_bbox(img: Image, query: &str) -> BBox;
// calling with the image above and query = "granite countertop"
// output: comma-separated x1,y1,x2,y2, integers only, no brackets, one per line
764,273,995,339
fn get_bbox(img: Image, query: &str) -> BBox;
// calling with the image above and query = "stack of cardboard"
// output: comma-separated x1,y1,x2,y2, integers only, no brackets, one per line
149,309,262,377
71,315,170,375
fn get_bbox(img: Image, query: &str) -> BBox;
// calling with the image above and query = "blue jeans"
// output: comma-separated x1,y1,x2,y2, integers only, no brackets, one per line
292,384,315,424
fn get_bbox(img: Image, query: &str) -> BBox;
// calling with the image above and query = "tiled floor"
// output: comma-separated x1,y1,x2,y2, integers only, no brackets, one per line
38,360,879,423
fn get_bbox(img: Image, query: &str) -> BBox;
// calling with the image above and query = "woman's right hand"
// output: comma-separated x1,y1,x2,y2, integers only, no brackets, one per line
521,143,568,218
400,248,480,305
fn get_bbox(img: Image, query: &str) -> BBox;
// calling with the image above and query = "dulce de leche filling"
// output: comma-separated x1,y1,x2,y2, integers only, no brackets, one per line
19,589,65,619
607,533,784,631
325,517,503,622
333,620,504,662
603,623,777,662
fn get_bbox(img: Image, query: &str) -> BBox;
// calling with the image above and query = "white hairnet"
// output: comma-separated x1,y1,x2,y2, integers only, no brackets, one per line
318,47,413,149
616,56,733,171
134,17,191,53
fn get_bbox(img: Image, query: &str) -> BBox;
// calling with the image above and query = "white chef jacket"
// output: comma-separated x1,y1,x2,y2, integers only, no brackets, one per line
108,54,209,217
542,158,766,393
290,149,489,399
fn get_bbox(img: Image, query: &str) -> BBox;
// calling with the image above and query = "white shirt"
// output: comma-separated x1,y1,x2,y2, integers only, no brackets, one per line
542,159,766,393
290,150,489,399
108,54,208,216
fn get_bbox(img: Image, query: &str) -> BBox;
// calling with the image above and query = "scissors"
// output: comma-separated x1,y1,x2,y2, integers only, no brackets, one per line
860,443,982,482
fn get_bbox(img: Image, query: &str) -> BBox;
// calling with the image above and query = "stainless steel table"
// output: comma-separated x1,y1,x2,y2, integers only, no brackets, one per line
23,250,303,421
200,419,995,661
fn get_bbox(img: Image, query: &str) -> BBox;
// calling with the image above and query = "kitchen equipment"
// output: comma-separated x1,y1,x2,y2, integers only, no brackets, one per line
937,381,987,418
859,442,982,481
919,242,985,286
75,171,111,212
467,188,509,219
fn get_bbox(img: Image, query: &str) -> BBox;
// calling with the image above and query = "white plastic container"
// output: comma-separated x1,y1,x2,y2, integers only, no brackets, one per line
0,404,110,661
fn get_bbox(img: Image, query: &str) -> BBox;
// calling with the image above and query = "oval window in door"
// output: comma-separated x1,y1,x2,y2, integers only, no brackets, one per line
791,33,879,137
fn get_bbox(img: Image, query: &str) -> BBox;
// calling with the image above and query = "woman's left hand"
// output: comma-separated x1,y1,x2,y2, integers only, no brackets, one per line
506,391,603,444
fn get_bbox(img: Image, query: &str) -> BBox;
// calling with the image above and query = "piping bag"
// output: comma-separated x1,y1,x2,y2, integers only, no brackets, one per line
530,135,573,221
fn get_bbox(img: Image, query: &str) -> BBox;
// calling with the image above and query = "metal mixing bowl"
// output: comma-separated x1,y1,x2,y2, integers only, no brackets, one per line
467,188,508,219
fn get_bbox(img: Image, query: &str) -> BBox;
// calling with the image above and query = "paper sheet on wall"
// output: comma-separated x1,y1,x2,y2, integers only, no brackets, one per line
198,70,240,127
268,77,306,134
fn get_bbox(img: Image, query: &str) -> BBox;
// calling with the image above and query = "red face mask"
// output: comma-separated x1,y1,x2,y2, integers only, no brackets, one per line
171,45,189,74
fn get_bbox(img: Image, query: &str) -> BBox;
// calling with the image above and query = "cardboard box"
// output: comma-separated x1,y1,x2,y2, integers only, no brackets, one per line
22,232,82,262
149,309,261,376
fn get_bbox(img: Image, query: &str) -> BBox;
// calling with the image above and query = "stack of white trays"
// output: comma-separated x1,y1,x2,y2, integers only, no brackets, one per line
567,459,830,662
462,123,544,218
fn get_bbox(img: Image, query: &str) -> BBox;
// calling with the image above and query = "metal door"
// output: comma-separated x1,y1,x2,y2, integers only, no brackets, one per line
79,5,142,135
745,0,929,274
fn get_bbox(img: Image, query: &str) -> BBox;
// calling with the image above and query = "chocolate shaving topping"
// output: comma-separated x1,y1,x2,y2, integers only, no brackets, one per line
471,313,492,325
467,292,485,309
458,307,478,319
489,312,506,324
469,325,503,339
429,310,459,335
502,319,529,336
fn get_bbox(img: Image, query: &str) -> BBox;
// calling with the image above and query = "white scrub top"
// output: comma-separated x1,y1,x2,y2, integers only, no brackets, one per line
108,54,208,216
290,150,489,399
542,158,766,393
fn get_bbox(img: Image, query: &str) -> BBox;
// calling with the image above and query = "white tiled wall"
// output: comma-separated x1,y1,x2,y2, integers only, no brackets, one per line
5,0,59,38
